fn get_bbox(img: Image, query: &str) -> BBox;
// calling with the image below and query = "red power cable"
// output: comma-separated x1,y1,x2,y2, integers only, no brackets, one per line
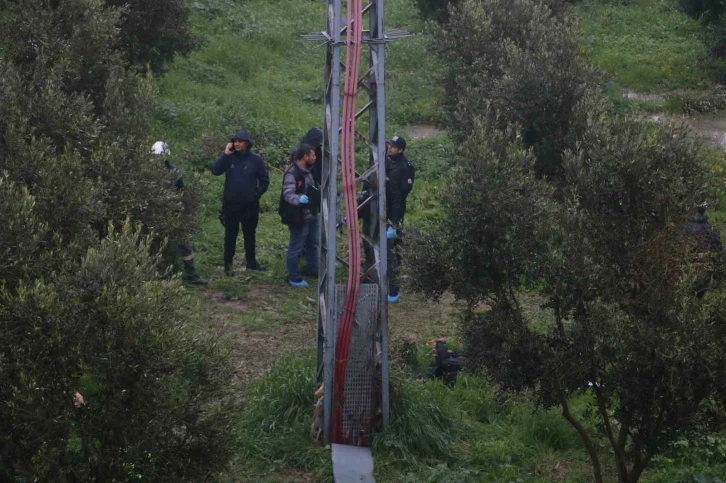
332,0,363,445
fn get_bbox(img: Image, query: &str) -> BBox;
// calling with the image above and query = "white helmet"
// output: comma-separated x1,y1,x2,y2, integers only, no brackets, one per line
151,140,170,156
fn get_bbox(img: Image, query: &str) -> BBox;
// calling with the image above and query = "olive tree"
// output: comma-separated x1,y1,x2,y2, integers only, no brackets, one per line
0,0,236,479
407,106,726,482
431,0,593,180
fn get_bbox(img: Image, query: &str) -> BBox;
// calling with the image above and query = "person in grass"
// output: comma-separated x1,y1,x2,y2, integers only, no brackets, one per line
211,129,270,276
279,143,320,287
151,140,207,285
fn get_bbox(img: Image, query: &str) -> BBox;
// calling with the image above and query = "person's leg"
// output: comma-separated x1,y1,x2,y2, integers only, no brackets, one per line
223,208,241,274
361,216,376,283
241,202,264,270
287,223,308,286
304,217,319,276
179,241,207,285
387,235,401,302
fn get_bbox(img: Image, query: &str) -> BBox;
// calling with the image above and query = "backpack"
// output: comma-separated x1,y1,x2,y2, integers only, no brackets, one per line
278,165,306,228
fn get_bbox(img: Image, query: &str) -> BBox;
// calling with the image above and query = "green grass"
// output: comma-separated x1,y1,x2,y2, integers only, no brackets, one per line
152,0,443,155
575,0,726,93
227,352,726,482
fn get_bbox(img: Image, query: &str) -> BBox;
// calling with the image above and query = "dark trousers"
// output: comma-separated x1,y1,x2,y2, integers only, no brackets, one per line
223,202,259,266
362,217,402,295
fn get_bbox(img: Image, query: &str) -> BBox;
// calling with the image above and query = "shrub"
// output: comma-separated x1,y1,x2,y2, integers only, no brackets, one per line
104,0,198,74
409,107,726,482
0,218,238,482
0,0,196,260
0,0,235,479
432,0,596,179
681,0,726,60
1,0,198,75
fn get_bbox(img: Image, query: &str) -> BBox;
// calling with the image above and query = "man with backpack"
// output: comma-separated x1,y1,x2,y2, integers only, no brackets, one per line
279,144,320,287
211,129,269,275
384,135,415,303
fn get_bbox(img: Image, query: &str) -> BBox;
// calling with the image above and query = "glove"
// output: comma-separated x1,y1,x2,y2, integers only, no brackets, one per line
218,209,225,227
299,194,309,204
386,226,396,239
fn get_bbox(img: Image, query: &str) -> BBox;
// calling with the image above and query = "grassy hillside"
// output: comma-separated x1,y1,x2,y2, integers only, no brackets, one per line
575,0,725,92
149,0,726,481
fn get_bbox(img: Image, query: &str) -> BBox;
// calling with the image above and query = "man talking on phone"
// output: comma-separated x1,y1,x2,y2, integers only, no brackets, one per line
211,129,270,275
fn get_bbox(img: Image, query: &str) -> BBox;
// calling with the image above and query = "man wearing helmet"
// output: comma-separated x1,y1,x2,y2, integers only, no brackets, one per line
150,141,208,285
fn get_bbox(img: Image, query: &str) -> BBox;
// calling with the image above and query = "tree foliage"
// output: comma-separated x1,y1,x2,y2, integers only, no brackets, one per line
430,0,594,179
0,216,237,481
0,0,196,250
105,0,198,74
1,0,197,75
681,0,726,59
410,103,726,482
415,0,726,480
0,0,236,479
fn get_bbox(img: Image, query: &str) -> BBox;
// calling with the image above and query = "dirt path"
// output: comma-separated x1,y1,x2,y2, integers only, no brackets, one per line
204,285,317,390
403,124,446,140
650,111,726,150
204,281,460,392
623,89,726,150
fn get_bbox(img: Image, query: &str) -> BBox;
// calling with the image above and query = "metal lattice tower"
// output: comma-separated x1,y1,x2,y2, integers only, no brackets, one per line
304,0,410,447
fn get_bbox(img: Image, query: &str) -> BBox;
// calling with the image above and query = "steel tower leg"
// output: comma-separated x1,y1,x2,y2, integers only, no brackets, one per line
319,0,342,447
366,0,390,430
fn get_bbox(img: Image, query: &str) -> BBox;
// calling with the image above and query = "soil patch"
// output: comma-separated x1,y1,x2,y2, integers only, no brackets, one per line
404,124,446,140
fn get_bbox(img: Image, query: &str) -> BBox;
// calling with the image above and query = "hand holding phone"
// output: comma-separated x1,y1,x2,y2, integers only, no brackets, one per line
225,142,234,155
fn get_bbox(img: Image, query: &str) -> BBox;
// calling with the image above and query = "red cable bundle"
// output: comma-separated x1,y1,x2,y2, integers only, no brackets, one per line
332,0,363,445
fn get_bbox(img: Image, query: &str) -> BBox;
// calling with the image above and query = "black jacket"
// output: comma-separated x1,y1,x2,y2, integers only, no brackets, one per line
211,146,269,207
386,153,412,225
685,215,723,253
165,160,184,190
290,127,323,187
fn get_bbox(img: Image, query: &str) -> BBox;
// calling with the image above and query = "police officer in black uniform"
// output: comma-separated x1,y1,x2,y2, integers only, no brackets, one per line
384,135,414,303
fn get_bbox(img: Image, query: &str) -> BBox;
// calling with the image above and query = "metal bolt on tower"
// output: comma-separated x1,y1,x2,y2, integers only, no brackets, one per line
304,0,410,453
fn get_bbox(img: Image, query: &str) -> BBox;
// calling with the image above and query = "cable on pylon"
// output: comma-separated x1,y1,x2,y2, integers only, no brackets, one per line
332,0,363,445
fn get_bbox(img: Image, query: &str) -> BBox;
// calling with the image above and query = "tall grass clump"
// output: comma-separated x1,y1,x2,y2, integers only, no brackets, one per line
234,354,329,473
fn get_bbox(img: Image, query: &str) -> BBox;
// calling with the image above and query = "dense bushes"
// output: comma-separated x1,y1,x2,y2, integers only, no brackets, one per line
414,0,726,481
0,218,237,482
1,0,197,75
410,104,726,482
0,0,236,479
0,0,197,256
105,0,198,74
431,0,595,179
681,0,726,62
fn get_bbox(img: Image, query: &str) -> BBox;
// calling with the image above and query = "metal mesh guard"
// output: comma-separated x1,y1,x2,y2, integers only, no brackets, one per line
333,283,378,440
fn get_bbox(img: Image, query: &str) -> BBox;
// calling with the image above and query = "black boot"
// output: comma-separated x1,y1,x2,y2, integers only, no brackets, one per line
246,260,266,271
183,259,208,285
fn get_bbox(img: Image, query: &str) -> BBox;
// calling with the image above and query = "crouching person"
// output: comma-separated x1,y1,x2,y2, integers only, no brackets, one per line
279,144,320,287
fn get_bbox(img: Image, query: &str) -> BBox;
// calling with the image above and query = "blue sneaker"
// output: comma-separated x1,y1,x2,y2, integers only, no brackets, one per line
388,292,401,303
289,277,309,288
